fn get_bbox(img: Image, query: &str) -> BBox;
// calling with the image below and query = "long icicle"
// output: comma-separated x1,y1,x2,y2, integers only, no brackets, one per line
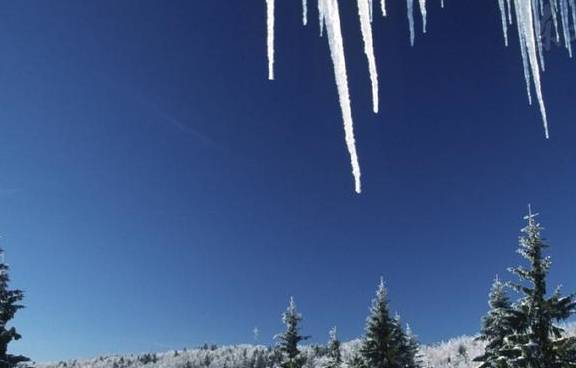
419,0,427,33
303,0,308,26
407,0,416,45
319,0,362,193
516,0,549,137
266,0,275,80
498,0,510,46
531,0,545,71
515,0,533,105
357,0,380,113
560,0,573,56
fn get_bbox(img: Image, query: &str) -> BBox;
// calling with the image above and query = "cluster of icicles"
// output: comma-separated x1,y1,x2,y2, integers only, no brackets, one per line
265,0,576,193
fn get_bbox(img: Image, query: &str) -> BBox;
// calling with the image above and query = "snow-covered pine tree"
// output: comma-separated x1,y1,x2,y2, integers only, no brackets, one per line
474,276,515,368
323,327,341,368
346,353,365,368
401,324,421,368
360,278,419,368
0,249,29,368
275,297,308,368
503,207,576,368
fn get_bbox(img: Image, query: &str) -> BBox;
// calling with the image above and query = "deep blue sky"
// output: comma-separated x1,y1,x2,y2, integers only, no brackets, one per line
2,0,576,363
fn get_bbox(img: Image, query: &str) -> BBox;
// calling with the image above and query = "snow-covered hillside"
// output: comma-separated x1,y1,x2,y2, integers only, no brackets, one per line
32,323,576,368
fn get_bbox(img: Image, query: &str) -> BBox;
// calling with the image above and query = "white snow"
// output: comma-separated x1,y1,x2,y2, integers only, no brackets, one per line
319,0,362,193
357,0,380,113
266,0,275,80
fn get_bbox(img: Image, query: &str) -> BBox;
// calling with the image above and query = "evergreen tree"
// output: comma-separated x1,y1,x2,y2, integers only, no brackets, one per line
474,276,515,368
275,297,308,368
502,207,576,367
323,327,341,368
360,278,419,368
346,353,365,368
0,250,29,368
400,324,421,368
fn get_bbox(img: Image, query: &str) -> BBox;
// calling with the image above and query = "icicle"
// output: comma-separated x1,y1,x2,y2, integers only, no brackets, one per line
319,0,325,36
516,0,550,137
419,0,427,33
319,0,362,193
263,0,567,191
369,0,374,22
550,0,561,43
498,0,510,46
560,0,573,56
569,0,576,39
266,0,275,80
441,0,444,9
357,0,380,113
515,0,533,105
531,0,546,70
407,0,416,45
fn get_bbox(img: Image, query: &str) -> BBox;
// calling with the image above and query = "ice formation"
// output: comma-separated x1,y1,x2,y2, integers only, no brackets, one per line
318,0,362,193
265,0,576,191
266,0,274,80
407,0,415,46
357,0,379,113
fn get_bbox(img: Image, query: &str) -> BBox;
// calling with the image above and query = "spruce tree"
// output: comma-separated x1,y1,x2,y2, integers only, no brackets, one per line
275,297,308,368
323,327,341,368
400,324,421,368
360,278,419,368
503,207,576,368
474,276,515,368
346,352,365,368
0,250,29,368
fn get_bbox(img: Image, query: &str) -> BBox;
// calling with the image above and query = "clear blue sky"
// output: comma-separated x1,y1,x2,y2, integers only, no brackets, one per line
2,0,576,363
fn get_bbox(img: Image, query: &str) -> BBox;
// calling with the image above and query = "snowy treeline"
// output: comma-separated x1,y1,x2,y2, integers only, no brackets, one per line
29,325,576,368
30,208,576,368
